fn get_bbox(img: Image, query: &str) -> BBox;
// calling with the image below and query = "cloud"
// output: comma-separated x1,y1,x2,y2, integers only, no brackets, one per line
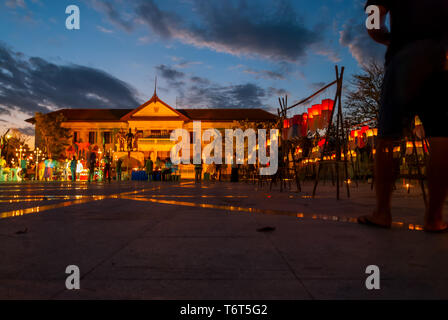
97,25,114,34
0,43,140,119
5,0,26,8
155,63,287,109
155,64,185,81
237,66,286,80
90,0,134,32
339,20,386,66
136,0,323,62
155,64,186,89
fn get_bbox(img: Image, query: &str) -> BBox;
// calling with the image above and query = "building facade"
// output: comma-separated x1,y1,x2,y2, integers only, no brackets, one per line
29,92,277,172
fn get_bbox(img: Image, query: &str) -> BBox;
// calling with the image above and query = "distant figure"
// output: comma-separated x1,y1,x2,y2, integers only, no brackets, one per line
155,157,162,171
163,158,172,181
88,152,96,183
145,158,154,181
359,0,448,232
70,156,77,181
103,154,112,183
76,160,83,180
194,162,203,183
116,158,123,181
231,163,239,183
215,163,222,181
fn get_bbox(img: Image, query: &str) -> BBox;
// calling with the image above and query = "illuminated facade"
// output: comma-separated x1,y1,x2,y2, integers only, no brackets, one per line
28,92,276,169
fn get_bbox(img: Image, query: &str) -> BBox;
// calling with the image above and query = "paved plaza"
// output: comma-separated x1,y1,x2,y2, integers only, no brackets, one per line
0,180,447,299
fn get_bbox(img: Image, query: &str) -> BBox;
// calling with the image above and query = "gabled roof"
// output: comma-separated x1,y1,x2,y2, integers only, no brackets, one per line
120,93,189,121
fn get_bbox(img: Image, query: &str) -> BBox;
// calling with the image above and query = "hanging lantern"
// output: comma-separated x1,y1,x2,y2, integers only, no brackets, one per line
312,104,321,130
321,99,334,111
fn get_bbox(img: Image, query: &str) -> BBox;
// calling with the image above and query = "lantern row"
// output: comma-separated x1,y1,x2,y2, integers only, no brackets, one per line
283,99,334,139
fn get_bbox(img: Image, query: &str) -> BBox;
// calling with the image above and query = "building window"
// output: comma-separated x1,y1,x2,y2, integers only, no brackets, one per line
103,131,111,144
73,131,80,143
89,132,97,144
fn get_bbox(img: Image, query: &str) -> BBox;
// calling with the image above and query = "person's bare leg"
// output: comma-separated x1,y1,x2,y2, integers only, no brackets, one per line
359,138,394,227
425,137,448,231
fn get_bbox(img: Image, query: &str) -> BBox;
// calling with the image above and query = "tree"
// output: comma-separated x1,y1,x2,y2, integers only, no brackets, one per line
34,112,72,158
345,60,384,128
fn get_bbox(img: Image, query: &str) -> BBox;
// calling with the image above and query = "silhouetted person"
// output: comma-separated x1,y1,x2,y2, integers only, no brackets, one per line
103,154,111,183
359,0,448,232
70,156,77,182
116,158,123,181
195,162,203,183
215,163,222,181
88,151,96,183
145,158,154,181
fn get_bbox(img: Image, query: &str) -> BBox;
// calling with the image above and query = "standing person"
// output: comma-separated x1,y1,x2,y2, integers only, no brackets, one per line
103,154,112,183
359,0,448,232
231,163,239,183
145,157,154,182
215,163,222,181
194,162,203,183
88,151,96,183
116,158,123,181
76,159,83,181
70,156,77,182
164,158,172,181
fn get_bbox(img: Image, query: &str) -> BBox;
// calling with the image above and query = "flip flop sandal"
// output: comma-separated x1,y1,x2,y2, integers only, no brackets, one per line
357,215,391,229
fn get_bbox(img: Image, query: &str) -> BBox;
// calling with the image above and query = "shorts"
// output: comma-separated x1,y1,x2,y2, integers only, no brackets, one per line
378,39,448,139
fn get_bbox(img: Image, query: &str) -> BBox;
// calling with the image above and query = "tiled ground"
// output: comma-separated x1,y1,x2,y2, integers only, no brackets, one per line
0,180,447,299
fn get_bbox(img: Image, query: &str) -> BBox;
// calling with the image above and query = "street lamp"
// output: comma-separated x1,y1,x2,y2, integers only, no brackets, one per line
16,146,24,162
34,147,42,180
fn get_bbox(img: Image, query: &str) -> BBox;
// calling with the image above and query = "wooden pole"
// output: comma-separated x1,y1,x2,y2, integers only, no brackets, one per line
312,67,342,198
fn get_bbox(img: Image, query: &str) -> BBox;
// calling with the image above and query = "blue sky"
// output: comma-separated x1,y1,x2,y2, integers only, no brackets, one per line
0,0,386,135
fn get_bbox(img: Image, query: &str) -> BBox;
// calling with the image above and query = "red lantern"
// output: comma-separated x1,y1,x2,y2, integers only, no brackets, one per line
321,99,334,111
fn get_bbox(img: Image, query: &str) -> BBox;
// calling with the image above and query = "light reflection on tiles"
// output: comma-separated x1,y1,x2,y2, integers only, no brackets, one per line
119,195,424,231
0,181,426,231
133,195,249,199
0,186,163,219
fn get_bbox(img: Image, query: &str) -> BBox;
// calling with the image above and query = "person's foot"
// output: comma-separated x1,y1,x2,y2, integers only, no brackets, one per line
358,213,392,229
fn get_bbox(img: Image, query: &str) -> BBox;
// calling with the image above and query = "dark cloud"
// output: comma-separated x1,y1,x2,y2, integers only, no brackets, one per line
136,0,322,62
0,43,140,116
155,62,287,109
181,83,267,109
339,19,386,66
155,64,186,89
241,67,285,80
155,64,185,81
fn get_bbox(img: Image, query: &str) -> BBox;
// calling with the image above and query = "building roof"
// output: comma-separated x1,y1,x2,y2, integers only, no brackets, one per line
27,107,276,123
177,108,277,121
26,109,132,123
26,94,277,123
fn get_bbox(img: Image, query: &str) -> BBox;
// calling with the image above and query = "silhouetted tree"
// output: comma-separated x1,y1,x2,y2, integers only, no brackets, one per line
345,61,384,127
34,112,71,158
